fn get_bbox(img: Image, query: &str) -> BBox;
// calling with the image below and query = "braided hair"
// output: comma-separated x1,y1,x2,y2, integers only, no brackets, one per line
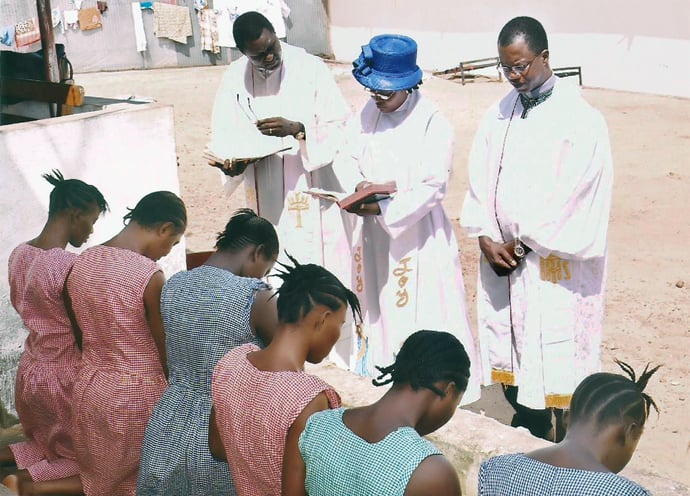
215,208,278,257
122,191,187,232
42,169,108,217
273,253,361,324
569,359,661,430
372,330,471,397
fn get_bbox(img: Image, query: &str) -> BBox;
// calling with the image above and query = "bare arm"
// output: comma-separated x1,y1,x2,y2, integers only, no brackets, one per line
281,392,330,496
404,454,462,496
208,405,227,461
249,289,279,346
143,271,168,378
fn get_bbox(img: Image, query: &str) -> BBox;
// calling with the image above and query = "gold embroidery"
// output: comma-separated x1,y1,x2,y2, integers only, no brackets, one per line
545,393,572,409
540,255,571,283
392,257,412,307
246,187,257,207
491,368,515,385
287,192,310,228
354,246,364,293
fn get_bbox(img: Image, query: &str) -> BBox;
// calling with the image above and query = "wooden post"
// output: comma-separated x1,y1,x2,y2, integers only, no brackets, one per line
36,0,60,116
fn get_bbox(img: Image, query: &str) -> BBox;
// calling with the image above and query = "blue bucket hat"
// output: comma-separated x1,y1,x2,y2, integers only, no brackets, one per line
352,34,423,92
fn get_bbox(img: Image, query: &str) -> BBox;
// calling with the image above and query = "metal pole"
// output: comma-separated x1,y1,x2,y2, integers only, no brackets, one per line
36,0,60,116
36,0,59,83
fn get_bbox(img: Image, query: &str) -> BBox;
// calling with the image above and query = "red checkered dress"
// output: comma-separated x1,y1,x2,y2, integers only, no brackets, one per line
8,244,81,481
66,246,167,496
211,344,341,496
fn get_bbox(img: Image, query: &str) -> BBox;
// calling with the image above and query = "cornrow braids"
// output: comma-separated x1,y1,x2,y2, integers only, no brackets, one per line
122,191,187,232
42,169,109,217
372,330,471,396
569,359,661,431
273,253,361,324
215,208,279,257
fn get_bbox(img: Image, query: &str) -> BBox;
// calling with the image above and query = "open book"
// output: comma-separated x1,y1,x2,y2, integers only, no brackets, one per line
206,95,296,166
304,183,396,210
204,147,292,169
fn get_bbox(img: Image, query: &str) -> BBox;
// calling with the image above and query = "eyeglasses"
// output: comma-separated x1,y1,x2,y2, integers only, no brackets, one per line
497,51,544,76
236,94,259,122
365,88,396,101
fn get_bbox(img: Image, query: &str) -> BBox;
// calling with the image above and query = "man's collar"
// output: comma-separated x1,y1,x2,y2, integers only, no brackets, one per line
526,72,557,98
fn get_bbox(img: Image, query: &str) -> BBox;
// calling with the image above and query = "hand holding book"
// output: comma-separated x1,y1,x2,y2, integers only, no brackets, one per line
204,147,292,177
303,182,397,213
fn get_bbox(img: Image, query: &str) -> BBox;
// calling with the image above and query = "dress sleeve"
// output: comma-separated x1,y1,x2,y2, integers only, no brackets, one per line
460,108,497,239
331,115,366,194
210,67,246,197
377,111,454,240
299,60,350,172
520,110,613,260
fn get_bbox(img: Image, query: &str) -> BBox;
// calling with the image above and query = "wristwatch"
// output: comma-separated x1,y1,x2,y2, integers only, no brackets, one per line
514,237,526,259
294,122,306,141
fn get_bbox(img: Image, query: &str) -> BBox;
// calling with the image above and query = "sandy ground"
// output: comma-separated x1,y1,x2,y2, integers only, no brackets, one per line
73,64,690,485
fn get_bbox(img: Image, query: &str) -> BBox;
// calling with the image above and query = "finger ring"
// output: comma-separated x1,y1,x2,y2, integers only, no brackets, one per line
269,128,272,134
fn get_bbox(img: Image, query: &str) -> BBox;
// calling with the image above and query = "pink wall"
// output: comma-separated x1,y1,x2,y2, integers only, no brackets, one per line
328,0,690,97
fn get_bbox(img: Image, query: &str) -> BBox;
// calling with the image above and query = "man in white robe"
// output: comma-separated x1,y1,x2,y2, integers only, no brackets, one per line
209,11,350,279
209,11,353,367
336,34,481,405
460,16,613,439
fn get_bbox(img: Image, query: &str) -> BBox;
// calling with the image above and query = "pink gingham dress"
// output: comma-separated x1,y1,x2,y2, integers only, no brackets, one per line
8,244,80,481
211,344,341,496
66,246,167,496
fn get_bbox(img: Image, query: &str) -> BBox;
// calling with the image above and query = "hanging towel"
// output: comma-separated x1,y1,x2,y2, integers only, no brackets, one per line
198,9,220,54
131,2,147,51
78,7,102,30
64,10,79,29
152,2,192,43
14,18,40,47
0,25,15,46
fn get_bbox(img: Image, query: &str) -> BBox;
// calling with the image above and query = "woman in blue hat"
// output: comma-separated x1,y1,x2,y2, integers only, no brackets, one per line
334,34,481,404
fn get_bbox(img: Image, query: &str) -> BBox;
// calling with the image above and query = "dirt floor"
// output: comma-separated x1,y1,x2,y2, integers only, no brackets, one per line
74,64,690,485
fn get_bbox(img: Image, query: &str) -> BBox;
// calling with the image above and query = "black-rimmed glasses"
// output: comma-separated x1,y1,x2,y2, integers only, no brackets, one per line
364,88,396,101
497,51,544,76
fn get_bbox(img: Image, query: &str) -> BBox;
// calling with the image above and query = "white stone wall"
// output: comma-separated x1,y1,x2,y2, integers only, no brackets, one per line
0,103,186,419
328,0,690,98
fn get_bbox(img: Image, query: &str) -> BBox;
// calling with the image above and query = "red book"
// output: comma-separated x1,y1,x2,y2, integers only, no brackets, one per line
304,183,396,210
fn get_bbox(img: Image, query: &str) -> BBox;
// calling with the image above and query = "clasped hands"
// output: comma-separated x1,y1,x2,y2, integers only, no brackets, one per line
479,236,527,277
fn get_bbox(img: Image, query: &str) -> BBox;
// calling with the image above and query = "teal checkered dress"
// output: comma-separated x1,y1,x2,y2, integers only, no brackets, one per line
299,408,441,495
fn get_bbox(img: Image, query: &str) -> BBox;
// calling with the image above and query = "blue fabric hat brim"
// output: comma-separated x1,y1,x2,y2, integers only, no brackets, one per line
352,58,423,91
352,34,424,92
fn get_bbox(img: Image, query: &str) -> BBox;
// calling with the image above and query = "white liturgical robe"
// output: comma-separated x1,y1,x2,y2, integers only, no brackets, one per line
211,43,351,278
461,78,614,409
336,90,481,405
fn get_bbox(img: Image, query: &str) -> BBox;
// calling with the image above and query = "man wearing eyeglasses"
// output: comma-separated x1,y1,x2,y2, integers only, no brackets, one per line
461,16,614,441
208,12,351,287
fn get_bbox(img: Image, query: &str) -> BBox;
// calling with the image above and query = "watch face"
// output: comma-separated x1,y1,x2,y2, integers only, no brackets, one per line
514,244,526,258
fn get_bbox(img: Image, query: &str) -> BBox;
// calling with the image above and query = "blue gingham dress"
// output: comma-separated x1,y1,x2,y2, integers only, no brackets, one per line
299,408,442,495
136,265,268,496
478,453,653,495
